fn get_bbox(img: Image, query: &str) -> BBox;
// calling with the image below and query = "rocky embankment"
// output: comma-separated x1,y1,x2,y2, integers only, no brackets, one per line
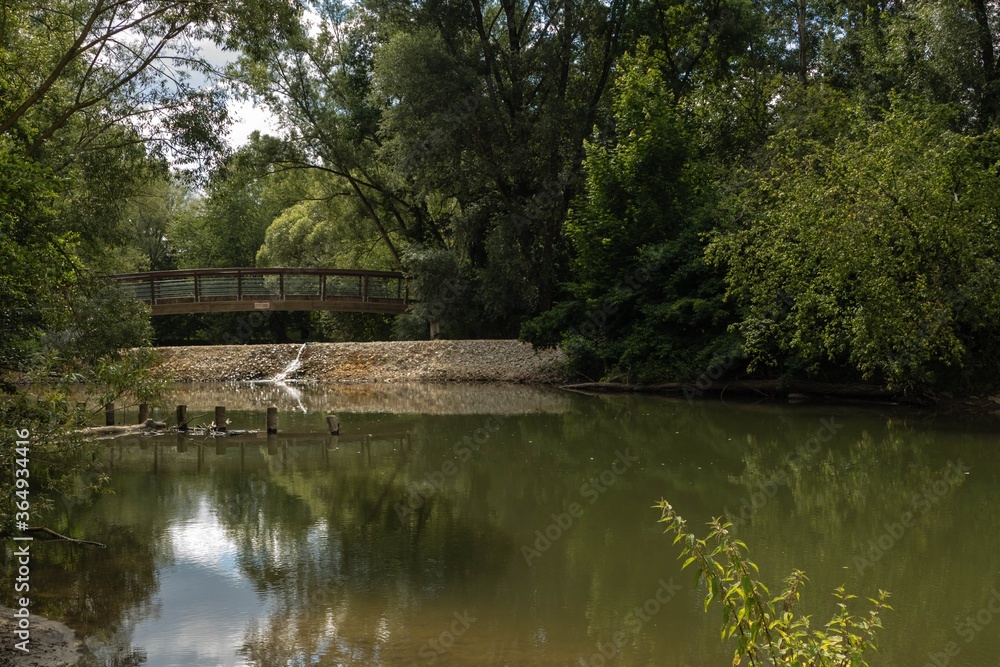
153,340,566,384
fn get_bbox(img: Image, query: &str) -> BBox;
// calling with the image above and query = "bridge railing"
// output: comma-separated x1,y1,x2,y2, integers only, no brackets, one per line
112,268,408,312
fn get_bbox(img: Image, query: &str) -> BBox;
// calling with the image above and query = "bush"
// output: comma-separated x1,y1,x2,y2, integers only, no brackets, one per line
657,500,890,666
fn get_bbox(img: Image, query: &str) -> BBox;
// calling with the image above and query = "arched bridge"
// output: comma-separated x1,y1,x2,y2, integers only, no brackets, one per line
113,268,410,316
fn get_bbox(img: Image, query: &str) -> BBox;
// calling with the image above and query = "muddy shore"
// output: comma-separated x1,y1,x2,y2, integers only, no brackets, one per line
0,606,80,667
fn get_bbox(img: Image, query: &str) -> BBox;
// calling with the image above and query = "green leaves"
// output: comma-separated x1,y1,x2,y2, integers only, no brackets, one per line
656,499,890,666
711,95,1000,392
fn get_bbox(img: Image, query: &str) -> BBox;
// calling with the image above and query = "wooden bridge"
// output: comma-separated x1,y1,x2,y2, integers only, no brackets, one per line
113,268,410,316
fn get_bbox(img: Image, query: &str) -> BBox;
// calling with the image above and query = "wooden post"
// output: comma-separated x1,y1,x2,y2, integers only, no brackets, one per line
214,406,227,432
266,406,278,434
176,405,188,431
326,415,340,435
105,403,115,426
138,403,149,423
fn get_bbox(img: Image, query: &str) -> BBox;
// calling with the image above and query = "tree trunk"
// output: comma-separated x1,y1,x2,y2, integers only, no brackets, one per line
797,0,809,86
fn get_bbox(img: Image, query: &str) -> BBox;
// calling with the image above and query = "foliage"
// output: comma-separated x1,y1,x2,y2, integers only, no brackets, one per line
169,144,289,269
0,393,103,536
228,0,630,334
521,48,737,383
710,96,1000,392
0,138,69,376
124,176,198,271
393,247,480,340
657,501,891,667
0,0,300,534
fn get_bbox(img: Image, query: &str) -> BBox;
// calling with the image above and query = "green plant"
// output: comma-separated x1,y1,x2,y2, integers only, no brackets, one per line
656,501,891,666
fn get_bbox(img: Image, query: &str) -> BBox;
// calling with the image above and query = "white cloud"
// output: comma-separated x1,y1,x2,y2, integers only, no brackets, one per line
227,98,283,147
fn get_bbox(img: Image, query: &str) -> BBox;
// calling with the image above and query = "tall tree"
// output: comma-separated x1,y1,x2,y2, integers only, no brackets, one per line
230,0,628,335
0,0,303,535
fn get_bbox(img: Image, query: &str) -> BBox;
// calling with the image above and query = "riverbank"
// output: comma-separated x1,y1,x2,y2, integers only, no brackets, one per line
153,340,566,384
0,606,80,666
562,379,1000,417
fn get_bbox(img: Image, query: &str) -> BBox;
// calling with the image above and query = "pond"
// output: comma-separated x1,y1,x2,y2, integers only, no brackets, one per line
7,383,1000,666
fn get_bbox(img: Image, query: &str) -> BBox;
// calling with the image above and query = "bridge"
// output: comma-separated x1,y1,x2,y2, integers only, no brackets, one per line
113,268,410,316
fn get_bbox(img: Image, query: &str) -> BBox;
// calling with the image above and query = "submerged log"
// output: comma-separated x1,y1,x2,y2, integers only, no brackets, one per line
560,379,929,405
76,419,167,436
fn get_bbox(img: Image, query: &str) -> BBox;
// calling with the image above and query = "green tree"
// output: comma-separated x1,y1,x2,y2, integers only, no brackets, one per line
0,0,303,534
124,176,198,271
710,95,1000,392
522,47,737,382
230,0,629,335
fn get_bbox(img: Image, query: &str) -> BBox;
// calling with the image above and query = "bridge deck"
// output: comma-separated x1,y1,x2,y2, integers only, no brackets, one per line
113,268,410,316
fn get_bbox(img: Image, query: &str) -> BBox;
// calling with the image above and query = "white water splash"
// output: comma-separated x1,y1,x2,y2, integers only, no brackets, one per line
271,342,307,383
251,343,309,413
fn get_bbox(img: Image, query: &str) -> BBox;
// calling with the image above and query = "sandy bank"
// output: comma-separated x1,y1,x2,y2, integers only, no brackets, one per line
0,606,80,666
153,340,566,384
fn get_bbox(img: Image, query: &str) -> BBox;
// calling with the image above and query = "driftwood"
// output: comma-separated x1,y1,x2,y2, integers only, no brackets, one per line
77,419,168,436
25,526,106,548
560,379,932,406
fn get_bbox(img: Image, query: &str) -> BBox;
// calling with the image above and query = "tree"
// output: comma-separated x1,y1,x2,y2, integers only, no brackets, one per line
229,0,629,335
522,47,737,382
125,176,198,271
0,0,303,534
709,95,1000,392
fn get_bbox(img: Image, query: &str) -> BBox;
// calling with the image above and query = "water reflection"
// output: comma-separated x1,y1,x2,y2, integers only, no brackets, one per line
6,387,1000,666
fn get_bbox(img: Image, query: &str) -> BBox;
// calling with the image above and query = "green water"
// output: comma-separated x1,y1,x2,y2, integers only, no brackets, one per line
7,383,1000,666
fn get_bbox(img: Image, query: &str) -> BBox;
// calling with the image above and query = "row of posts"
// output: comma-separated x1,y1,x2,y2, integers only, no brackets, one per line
103,403,340,435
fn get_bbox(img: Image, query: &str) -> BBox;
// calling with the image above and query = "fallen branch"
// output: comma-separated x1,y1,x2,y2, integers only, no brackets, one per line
25,526,106,548
560,379,928,405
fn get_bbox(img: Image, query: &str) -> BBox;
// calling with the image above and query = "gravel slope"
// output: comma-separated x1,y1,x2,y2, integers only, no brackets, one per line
153,340,566,384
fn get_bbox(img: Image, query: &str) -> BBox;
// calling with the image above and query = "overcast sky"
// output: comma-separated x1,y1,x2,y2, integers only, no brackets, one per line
185,38,283,147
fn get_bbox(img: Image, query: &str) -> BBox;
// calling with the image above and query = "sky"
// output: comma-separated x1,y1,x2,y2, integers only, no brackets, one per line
227,98,283,146
185,38,283,148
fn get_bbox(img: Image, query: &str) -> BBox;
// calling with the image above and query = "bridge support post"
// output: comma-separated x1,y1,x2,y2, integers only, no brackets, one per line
177,405,188,431
138,403,149,424
105,403,115,427
214,406,227,432
267,406,278,434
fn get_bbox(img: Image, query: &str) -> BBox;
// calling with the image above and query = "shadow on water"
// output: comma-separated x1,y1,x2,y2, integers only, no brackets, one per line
5,384,1000,666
